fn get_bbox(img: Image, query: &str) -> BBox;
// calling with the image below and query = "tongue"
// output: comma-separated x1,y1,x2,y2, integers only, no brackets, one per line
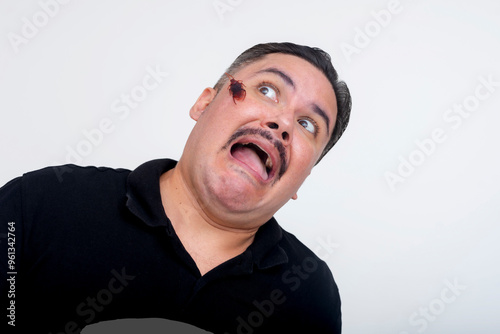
232,145,268,180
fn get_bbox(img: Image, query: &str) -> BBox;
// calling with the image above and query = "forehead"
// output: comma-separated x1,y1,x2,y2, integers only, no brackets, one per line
235,53,328,83
233,53,338,132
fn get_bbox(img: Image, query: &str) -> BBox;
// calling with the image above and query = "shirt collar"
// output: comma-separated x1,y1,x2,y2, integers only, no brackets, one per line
126,158,288,270
248,218,288,270
126,158,177,232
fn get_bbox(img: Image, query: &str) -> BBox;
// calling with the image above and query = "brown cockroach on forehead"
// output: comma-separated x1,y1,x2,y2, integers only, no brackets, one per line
225,72,246,104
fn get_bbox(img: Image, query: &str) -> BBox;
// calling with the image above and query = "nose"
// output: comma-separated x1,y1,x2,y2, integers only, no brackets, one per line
263,110,294,145
266,122,290,142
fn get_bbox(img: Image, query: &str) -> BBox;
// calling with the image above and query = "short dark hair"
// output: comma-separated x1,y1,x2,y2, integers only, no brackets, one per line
214,42,352,164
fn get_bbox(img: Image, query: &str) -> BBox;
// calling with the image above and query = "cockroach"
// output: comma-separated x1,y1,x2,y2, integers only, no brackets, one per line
225,72,246,104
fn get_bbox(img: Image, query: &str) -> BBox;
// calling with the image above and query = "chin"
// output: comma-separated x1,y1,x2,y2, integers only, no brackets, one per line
201,171,264,213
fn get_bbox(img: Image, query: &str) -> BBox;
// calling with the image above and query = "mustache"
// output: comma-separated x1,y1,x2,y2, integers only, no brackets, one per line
223,127,288,179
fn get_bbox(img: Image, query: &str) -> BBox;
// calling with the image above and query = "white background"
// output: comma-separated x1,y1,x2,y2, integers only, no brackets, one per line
1,0,500,333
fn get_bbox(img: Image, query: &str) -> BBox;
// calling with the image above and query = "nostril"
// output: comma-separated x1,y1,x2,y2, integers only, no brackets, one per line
267,122,279,130
266,122,289,142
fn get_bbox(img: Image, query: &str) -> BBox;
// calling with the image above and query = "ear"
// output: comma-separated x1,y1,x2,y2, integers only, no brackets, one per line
292,193,298,200
189,87,217,121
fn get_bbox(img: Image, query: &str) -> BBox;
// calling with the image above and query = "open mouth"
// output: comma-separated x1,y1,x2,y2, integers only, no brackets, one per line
230,142,274,181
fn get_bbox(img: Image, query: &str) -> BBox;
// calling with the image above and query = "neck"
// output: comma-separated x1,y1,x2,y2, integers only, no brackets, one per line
159,165,258,275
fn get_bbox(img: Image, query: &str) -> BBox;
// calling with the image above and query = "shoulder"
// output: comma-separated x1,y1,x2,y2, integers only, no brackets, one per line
280,229,318,259
26,163,130,183
23,164,130,190
279,229,339,291
272,227,342,331
18,164,132,212
280,229,334,279
2,164,131,201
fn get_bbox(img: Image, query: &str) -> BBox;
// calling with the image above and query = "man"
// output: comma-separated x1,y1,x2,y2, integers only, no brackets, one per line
1,42,351,333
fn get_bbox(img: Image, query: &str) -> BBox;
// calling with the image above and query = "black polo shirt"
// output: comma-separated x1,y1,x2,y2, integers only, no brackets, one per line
1,159,341,334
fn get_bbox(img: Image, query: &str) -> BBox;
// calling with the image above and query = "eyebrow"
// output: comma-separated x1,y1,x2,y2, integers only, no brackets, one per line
312,104,331,136
257,68,295,88
257,67,331,135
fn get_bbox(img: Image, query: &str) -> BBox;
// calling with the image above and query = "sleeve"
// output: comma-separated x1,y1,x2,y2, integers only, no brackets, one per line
0,176,24,331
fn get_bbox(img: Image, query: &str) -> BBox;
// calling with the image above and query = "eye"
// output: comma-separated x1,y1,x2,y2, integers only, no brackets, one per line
298,118,317,134
258,84,278,102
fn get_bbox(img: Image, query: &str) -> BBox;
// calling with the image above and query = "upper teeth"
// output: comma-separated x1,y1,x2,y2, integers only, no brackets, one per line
239,142,273,172
265,156,273,170
252,144,272,170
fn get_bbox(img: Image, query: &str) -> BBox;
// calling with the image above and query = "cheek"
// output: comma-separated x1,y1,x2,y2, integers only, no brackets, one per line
290,137,319,170
197,103,238,138
206,95,257,125
280,144,316,192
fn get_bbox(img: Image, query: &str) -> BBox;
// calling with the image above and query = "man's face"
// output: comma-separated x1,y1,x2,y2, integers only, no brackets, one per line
180,53,338,228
